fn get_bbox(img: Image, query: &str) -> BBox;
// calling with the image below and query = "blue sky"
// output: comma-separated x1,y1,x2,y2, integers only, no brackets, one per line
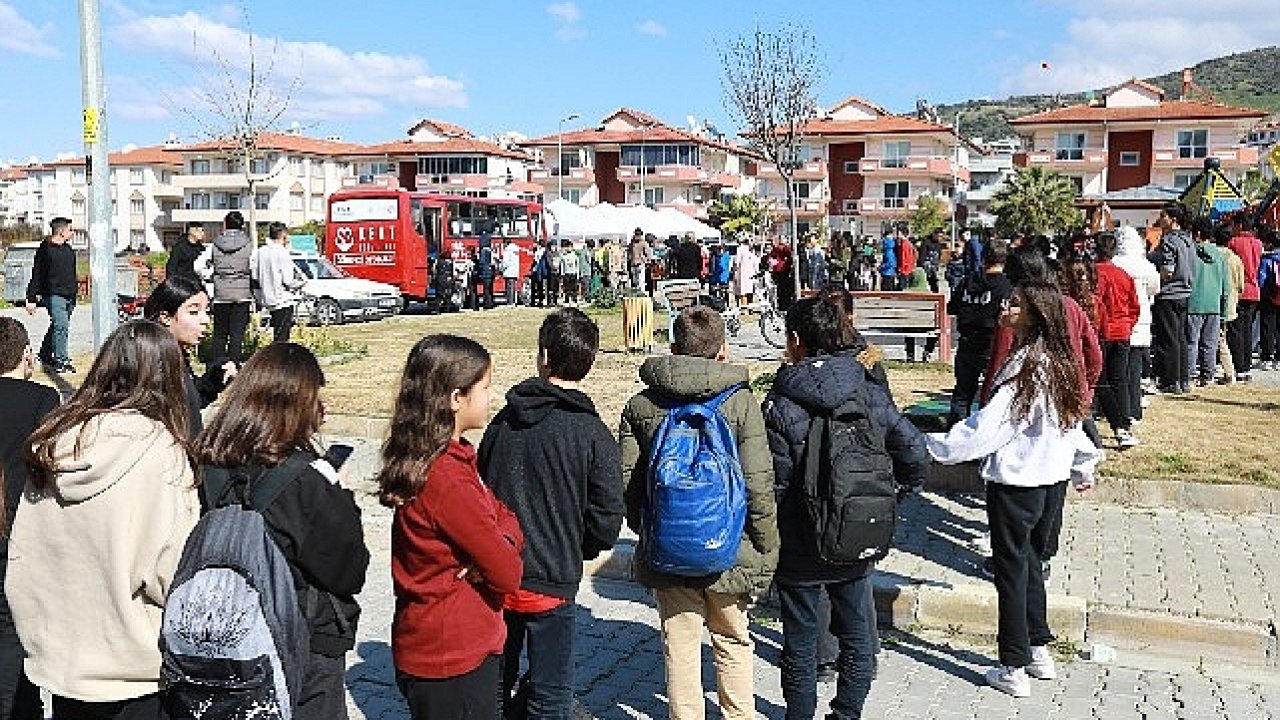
1,0,1275,162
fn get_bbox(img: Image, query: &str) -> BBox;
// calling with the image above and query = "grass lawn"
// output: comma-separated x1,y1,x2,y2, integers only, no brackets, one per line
46,306,1280,488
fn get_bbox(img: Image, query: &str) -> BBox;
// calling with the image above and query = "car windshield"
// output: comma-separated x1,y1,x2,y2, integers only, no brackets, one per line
293,256,349,280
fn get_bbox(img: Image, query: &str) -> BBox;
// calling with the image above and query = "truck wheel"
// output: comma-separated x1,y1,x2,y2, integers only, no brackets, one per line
314,298,343,326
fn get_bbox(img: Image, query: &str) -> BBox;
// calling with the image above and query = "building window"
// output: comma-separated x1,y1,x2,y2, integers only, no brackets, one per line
72,198,86,214
130,229,145,247
642,187,665,206
190,193,211,210
310,195,323,213
160,171,173,184
556,152,581,176
883,141,911,168
794,182,811,199
129,168,144,185
1055,133,1086,161
418,156,490,177
843,160,859,174
289,156,304,176
621,144,700,169
1177,129,1208,159
1118,151,1141,167
560,188,582,205
290,193,304,211
883,181,909,208
191,159,210,175
250,157,271,174
256,193,271,210
841,198,858,213
72,169,86,184
1172,171,1198,189
130,199,145,215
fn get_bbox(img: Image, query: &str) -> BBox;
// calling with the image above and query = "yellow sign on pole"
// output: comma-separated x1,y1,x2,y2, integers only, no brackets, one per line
82,108,99,145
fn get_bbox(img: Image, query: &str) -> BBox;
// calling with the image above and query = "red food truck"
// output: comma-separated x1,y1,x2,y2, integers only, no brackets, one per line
325,177,546,306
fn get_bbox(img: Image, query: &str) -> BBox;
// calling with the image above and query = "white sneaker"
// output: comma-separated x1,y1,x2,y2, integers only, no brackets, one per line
1027,646,1057,680
1115,429,1141,449
986,665,1031,697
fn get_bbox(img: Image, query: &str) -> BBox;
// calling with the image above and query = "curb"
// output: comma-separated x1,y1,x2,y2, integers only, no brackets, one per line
584,543,1278,668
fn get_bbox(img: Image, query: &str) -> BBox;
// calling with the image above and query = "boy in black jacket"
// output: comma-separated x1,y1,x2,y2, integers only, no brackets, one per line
478,307,624,719
946,238,1012,428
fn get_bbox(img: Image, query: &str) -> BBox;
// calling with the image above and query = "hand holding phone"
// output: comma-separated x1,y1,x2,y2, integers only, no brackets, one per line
323,443,354,471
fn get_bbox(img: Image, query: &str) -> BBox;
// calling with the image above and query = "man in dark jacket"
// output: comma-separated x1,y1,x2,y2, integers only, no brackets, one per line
762,295,929,720
209,210,254,362
472,233,496,310
1151,203,1196,393
24,217,78,373
165,222,207,285
946,238,1013,427
620,306,778,720
479,308,623,720
673,233,703,281
920,230,944,293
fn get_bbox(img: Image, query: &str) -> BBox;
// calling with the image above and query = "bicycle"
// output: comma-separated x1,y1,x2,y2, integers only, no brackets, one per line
721,273,785,349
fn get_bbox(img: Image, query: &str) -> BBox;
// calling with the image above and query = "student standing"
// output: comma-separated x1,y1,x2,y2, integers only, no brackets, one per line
1226,218,1263,380
253,222,306,343
1111,227,1160,422
208,210,255,363
928,283,1102,699
619,307,778,720
165,222,207,285
380,335,524,720
1185,219,1229,387
144,277,235,433
0,318,59,720
479,309,624,719
502,240,523,305
7,321,201,720
1150,204,1196,393
23,216,78,374
947,238,1013,427
1092,233,1141,446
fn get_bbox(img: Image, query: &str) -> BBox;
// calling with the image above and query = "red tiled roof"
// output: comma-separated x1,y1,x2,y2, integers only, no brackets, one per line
1009,100,1266,125
407,118,473,138
796,115,955,136
349,138,532,161
1108,78,1166,99
826,95,892,117
522,109,760,158
170,132,360,156
46,144,183,167
0,167,28,181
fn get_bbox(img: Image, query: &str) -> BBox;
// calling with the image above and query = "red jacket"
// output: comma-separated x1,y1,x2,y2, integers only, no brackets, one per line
1094,261,1140,342
392,440,524,679
898,239,918,276
1229,233,1263,302
982,295,1102,405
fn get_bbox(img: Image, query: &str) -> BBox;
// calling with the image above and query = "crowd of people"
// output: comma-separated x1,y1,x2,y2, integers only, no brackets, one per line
3,200,1279,720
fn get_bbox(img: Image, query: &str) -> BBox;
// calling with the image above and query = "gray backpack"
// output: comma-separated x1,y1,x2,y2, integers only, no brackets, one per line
160,454,313,719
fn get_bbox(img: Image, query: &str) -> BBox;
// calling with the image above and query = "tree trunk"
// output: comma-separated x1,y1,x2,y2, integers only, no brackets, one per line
784,173,801,294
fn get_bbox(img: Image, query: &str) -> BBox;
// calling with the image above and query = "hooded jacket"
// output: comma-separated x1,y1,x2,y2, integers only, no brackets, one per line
1228,232,1263,302
1153,228,1196,301
620,356,778,597
1188,242,1229,316
211,228,254,303
1094,259,1140,342
478,378,624,599
762,353,929,585
1113,227,1161,347
947,269,1014,347
1259,249,1280,307
6,411,200,702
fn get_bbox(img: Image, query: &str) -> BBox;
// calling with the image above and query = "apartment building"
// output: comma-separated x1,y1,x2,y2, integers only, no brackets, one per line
350,119,538,200
760,96,972,238
521,108,756,220
1008,79,1265,196
0,166,35,228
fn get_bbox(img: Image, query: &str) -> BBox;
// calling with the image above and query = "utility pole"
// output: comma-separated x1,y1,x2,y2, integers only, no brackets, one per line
79,0,115,348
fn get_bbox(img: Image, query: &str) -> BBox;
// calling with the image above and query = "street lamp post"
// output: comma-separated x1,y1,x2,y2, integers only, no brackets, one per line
79,0,115,348
557,112,580,202
951,111,963,253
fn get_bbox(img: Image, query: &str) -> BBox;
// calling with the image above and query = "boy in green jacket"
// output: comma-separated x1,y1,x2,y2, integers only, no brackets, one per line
1186,218,1230,386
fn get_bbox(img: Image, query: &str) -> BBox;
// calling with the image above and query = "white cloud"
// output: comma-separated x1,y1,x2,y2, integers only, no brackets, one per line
109,11,466,128
637,20,668,38
546,2,581,24
0,3,58,58
1002,0,1280,95
547,2,585,42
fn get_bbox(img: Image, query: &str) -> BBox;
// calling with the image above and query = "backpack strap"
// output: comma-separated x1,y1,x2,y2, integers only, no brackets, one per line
704,382,747,412
246,450,317,512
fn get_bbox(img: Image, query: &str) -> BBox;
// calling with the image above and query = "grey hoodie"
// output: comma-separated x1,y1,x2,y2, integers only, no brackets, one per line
1153,228,1195,301
211,228,254,303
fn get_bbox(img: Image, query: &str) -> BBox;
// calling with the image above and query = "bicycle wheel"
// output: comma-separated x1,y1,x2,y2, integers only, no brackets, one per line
759,309,785,348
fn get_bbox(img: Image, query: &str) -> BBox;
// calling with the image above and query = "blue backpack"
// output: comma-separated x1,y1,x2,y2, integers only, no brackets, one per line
643,384,748,576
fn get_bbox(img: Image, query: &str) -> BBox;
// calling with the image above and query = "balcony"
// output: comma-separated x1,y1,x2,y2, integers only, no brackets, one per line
1021,149,1108,170
1151,145,1259,167
414,173,490,192
858,156,970,183
857,197,951,217
755,160,827,180
529,167,595,185
655,203,711,220
152,183,183,198
172,207,288,223
174,173,281,191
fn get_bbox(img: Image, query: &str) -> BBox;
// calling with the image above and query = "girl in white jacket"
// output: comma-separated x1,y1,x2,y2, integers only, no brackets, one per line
927,282,1103,699
1112,225,1161,419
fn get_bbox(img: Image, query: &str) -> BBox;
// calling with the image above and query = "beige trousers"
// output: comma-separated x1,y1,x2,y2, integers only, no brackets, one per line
654,586,754,720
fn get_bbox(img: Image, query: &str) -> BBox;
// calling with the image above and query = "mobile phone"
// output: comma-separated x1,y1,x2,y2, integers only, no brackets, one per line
323,443,354,471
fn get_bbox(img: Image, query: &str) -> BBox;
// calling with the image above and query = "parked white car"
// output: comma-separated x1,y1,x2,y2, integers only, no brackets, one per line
291,252,401,325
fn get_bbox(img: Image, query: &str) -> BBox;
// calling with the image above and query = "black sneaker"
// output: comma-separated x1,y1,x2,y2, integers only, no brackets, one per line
53,362,76,374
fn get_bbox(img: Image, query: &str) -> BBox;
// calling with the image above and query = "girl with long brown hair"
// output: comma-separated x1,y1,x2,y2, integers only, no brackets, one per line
926,282,1103,700
194,342,369,720
7,320,200,720
378,334,523,720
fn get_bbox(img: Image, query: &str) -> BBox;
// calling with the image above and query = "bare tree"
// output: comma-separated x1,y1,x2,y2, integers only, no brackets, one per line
719,24,823,295
174,3,303,236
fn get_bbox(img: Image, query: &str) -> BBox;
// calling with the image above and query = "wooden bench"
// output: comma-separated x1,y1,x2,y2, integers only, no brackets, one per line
654,279,704,339
849,291,952,363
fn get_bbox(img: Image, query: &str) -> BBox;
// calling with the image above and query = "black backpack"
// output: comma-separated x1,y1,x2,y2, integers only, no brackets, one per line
799,382,898,565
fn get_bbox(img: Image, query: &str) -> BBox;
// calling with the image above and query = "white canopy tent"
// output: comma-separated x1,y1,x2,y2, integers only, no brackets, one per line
544,199,721,241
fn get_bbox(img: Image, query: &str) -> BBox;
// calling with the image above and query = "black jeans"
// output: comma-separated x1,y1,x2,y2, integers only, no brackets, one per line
546,275,561,306
779,577,876,720
1228,301,1257,373
1096,340,1131,431
1126,346,1149,421
1258,302,1279,362
502,603,576,720
0,596,41,720
398,654,502,720
987,482,1059,668
53,693,168,720
471,277,495,310
296,652,348,720
530,277,545,307
949,337,992,427
210,301,251,363
1151,297,1188,388
269,306,294,344
904,336,938,362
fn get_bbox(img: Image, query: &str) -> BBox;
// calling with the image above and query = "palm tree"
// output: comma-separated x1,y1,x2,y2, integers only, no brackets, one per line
990,166,1080,237
709,194,773,239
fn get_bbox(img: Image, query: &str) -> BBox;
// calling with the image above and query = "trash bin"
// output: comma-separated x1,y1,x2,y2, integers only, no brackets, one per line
621,295,653,352
115,260,140,299
2,243,39,303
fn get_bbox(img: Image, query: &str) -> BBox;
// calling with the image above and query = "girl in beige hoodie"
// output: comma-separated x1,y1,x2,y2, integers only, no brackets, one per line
5,320,200,720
